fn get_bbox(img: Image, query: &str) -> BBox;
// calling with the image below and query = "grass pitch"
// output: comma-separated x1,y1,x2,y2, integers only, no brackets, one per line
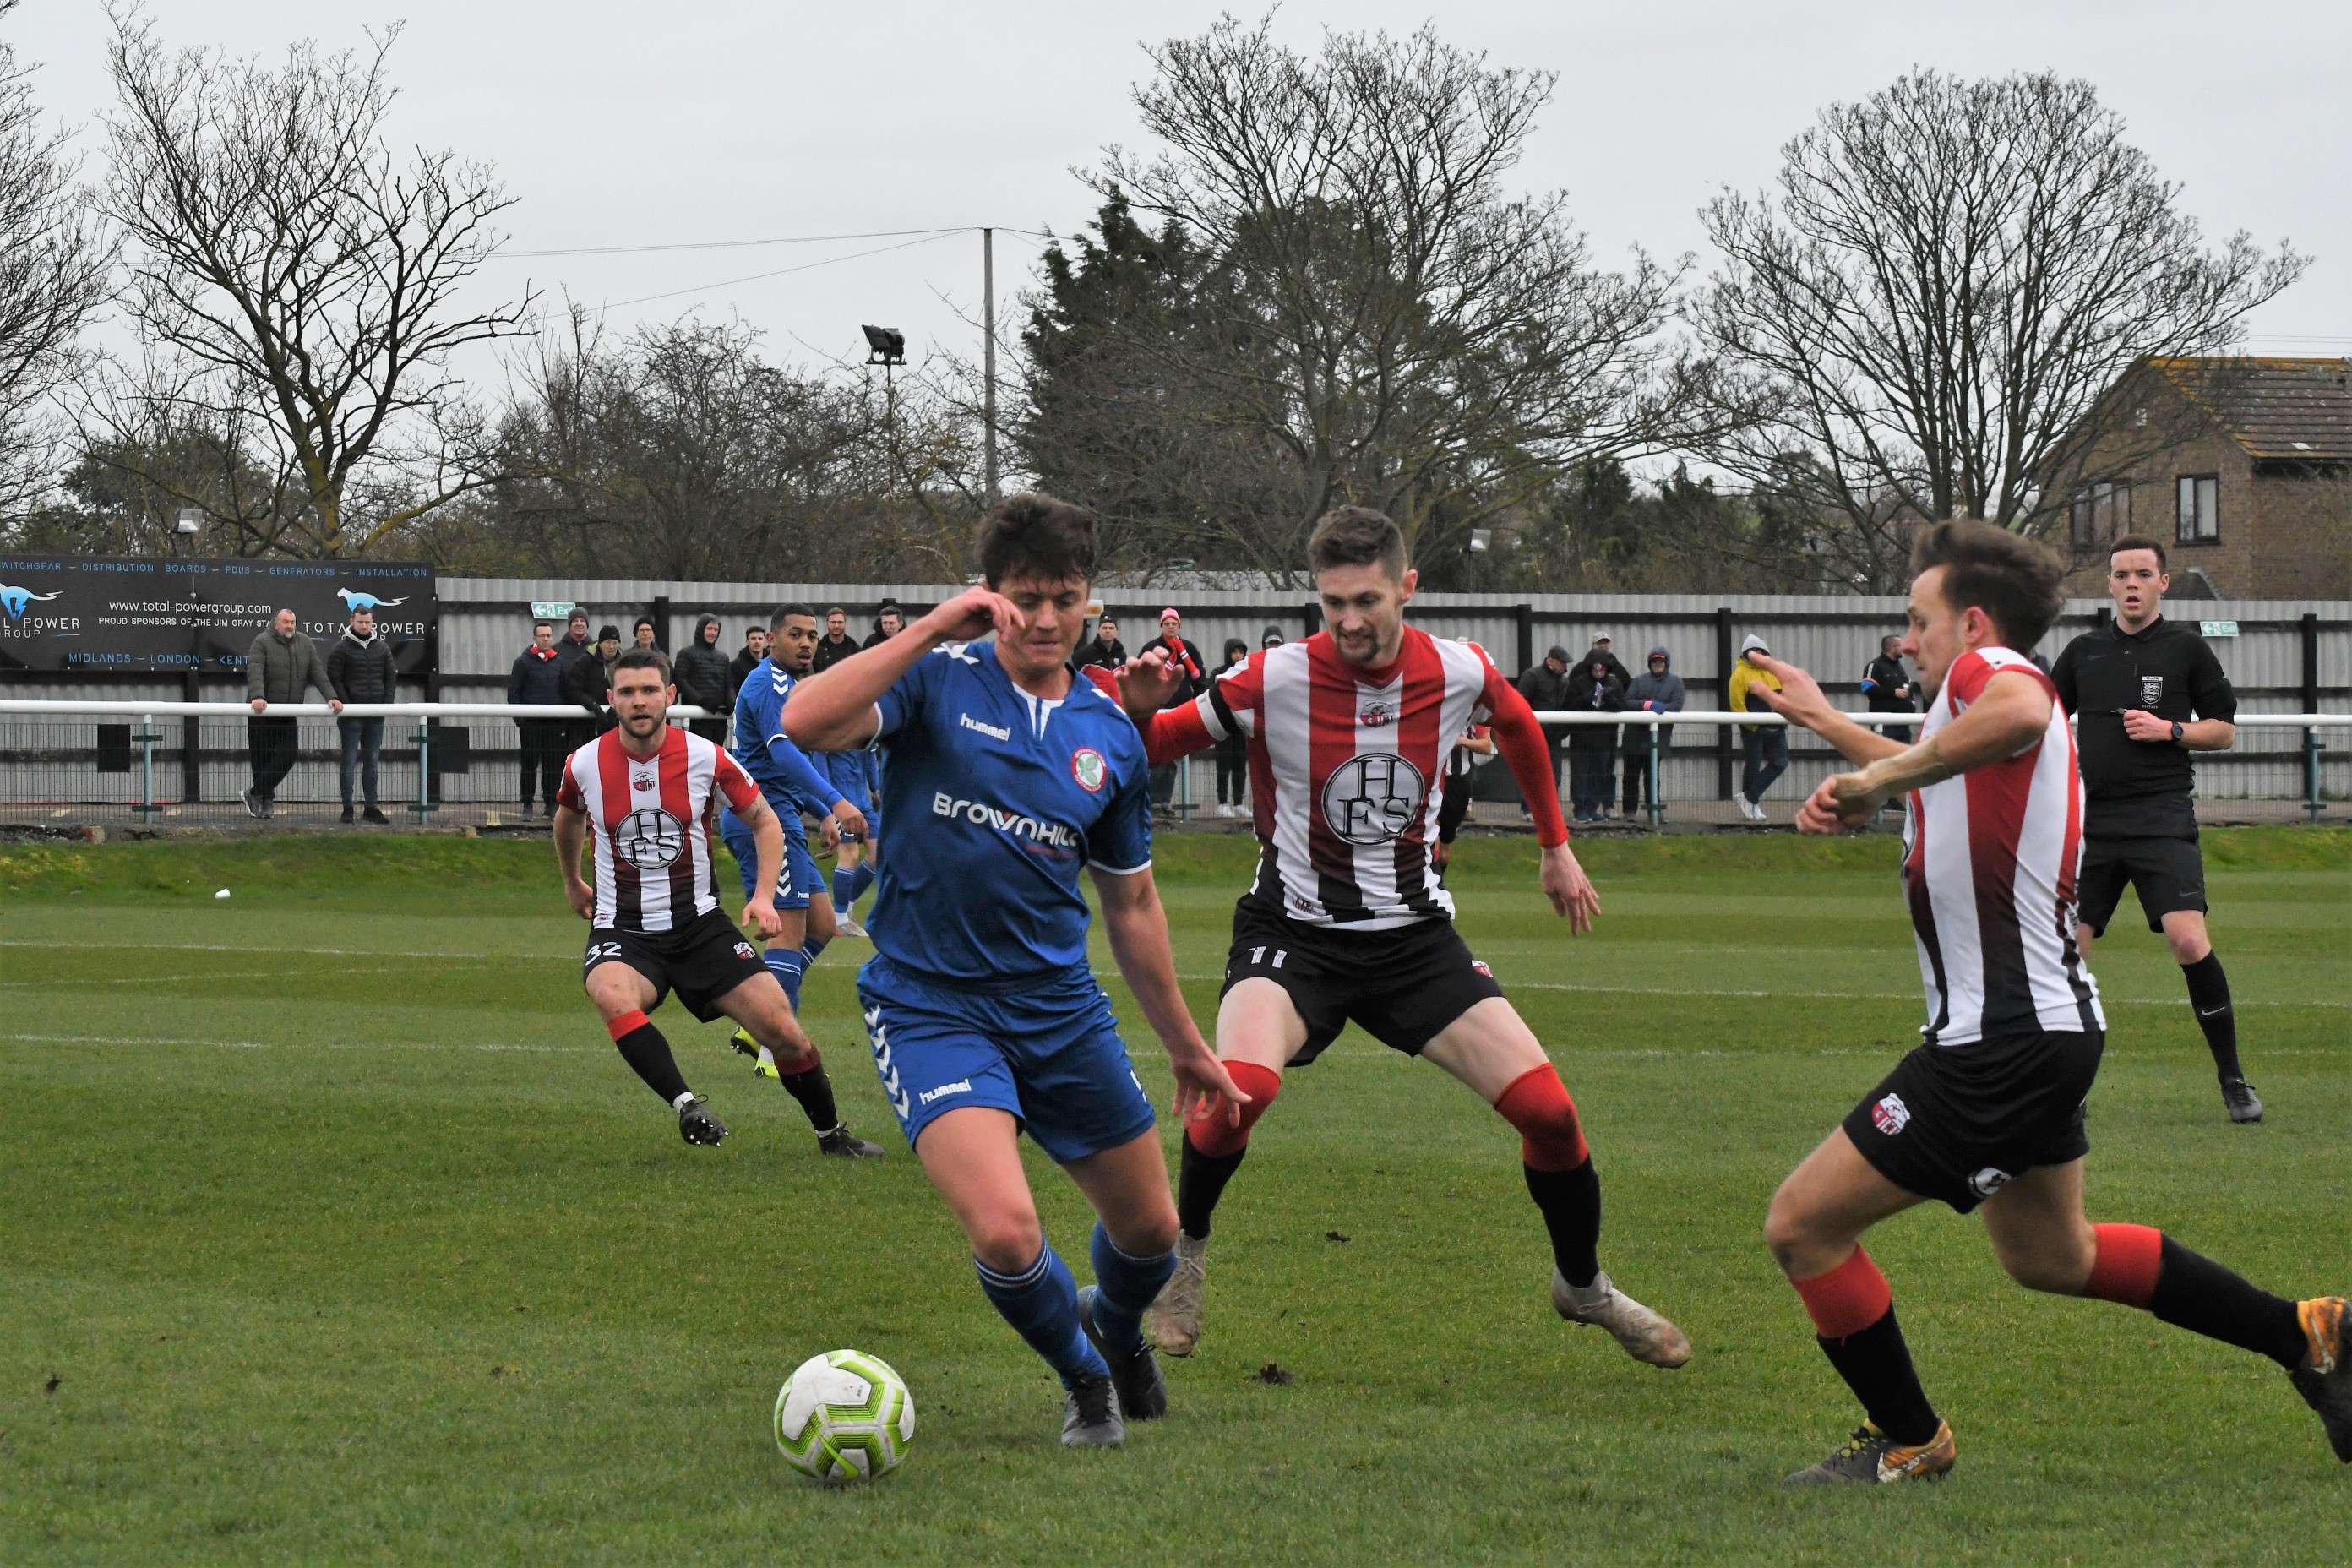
2,827,2346,1565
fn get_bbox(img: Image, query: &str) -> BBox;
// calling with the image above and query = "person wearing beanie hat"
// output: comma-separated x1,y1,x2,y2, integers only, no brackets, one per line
1623,645,1685,820
1213,639,1250,816
563,623,626,730
1514,646,1573,811
1143,609,1207,806
1727,633,1786,819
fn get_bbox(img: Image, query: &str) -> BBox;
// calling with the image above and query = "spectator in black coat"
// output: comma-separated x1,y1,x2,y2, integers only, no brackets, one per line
813,607,858,671
1861,634,1918,743
327,606,398,824
508,620,568,816
1075,613,1128,672
564,624,623,732
727,626,768,700
1563,657,1626,823
555,609,594,668
862,599,906,650
1516,646,1571,807
1585,634,1632,687
673,613,733,743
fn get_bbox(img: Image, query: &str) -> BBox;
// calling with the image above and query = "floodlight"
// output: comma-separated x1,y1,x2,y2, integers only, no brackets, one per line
862,325,906,367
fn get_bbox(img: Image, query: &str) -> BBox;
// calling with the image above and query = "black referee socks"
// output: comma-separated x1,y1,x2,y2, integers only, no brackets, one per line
2180,952,2243,1081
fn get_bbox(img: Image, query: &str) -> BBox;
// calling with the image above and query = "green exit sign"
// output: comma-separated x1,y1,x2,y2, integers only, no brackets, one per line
2198,620,2239,638
531,601,576,620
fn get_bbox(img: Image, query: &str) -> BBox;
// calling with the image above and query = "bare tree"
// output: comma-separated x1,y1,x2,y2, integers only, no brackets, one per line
0,2,111,515
1035,16,1695,583
93,14,531,558
1695,70,2305,589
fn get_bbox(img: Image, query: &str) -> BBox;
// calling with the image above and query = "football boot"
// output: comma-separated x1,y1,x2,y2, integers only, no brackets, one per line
1077,1284,1166,1420
1783,1421,1956,1486
1060,1373,1124,1450
1146,1232,1208,1357
1552,1269,1691,1368
2289,1297,2352,1462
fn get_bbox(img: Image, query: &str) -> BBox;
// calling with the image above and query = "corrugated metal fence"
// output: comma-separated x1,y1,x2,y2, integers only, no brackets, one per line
3,576,2345,819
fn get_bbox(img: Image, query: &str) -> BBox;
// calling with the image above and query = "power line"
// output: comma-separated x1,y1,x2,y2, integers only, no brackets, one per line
600,230,971,309
500,225,1056,259
502,226,968,259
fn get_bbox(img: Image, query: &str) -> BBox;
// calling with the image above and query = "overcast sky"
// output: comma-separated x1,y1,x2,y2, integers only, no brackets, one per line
10,1,2348,387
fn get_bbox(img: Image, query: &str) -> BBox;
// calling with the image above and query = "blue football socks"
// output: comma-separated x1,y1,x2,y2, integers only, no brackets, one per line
764,945,808,1011
831,867,857,911
974,1241,1108,1389
1089,1222,1178,1355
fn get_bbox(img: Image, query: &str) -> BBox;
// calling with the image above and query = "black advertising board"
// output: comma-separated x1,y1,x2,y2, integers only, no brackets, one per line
0,556,434,675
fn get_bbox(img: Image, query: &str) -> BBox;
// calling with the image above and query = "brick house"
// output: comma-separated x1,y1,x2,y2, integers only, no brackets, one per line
2052,357,2350,598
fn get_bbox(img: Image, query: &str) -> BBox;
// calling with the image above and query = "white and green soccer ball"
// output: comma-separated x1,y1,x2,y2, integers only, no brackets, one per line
774,1349,916,1484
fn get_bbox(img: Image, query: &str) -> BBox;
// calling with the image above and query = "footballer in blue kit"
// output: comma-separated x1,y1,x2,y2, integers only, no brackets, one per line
821,745,876,935
716,604,885,1158
785,493,1247,1451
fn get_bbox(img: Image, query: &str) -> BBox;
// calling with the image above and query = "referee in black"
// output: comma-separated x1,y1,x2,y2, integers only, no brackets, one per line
2051,533,2258,1124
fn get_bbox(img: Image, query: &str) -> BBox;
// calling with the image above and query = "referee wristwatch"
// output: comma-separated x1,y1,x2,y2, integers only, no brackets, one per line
2170,721,2185,743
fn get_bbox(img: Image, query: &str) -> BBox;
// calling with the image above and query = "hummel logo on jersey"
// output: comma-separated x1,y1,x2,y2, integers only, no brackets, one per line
959,712,1011,741
1871,1092,1911,1135
917,1078,972,1107
1320,754,1427,846
932,791,1080,847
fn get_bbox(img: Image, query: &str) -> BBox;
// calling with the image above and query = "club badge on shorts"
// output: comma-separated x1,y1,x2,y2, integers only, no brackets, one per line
1070,747,1108,792
1871,1092,1911,1135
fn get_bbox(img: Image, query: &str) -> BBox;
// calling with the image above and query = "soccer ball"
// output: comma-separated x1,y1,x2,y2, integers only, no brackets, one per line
773,1349,916,1483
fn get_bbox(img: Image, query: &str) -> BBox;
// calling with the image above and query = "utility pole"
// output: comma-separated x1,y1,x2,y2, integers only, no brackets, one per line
983,226,999,504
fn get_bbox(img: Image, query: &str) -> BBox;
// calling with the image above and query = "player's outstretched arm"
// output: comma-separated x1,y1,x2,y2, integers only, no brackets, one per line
784,585,1019,751
734,793,787,940
552,803,594,921
1749,654,1906,767
1796,669,2055,834
1089,864,1252,1126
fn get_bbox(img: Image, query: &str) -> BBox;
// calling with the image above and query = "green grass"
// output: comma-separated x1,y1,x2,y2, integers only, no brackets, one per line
2,828,2346,1565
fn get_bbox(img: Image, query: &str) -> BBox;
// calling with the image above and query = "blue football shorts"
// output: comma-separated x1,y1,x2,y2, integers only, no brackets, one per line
719,802,819,911
855,956,1157,1163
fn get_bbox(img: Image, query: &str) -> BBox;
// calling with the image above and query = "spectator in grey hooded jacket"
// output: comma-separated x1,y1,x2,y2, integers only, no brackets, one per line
1621,645,1685,819
672,612,733,743
242,607,340,819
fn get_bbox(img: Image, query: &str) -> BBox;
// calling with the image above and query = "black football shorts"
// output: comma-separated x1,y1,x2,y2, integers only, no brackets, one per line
1843,1029,2105,1213
2077,834,2207,934
584,908,768,1021
1222,898,1505,1064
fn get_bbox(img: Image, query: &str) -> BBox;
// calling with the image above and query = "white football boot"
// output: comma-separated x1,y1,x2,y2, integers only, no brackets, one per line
1146,1233,1209,1357
1552,1270,1691,1368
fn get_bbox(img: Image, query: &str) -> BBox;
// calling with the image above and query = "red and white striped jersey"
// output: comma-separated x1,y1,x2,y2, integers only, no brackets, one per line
1903,647,2104,1047
1165,628,1534,928
556,726,760,931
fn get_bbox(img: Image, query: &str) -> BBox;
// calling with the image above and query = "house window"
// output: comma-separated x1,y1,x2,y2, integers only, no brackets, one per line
2175,475,2219,543
2071,480,2130,547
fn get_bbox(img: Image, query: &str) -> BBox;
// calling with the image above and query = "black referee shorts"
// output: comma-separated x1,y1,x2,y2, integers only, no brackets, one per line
1222,899,1505,1064
583,909,768,1021
1843,1029,2104,1213
2077,834,2207,934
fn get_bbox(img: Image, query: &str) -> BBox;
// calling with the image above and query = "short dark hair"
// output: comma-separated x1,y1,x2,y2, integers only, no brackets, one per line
976,492,1097,587
826,605,847,618
770,602,818,633
1307,506,1407,579
1908,520,2065,651
612,647,672,683
2109,533,2169,572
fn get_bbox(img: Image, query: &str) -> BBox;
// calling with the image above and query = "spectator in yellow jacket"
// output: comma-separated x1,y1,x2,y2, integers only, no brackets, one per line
1728,633,1786,820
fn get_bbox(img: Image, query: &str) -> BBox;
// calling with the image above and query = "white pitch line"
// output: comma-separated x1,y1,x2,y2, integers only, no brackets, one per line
0,1032,587,1054
0,939,536,961
1157,972,2346,1009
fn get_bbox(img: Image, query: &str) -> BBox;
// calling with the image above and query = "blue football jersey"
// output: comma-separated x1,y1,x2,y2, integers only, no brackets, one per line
870,641,1151,983
729,657,839,816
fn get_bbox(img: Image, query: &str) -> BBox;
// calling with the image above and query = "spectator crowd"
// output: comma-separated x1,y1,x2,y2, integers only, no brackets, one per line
223,596,1923,834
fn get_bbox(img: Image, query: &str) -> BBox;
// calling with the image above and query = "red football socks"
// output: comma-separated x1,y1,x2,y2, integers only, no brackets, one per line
1494,1063,1588,1170
2082,1222,2163,1308
1183,1060,1282,1157
1793,1246,1894,1339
